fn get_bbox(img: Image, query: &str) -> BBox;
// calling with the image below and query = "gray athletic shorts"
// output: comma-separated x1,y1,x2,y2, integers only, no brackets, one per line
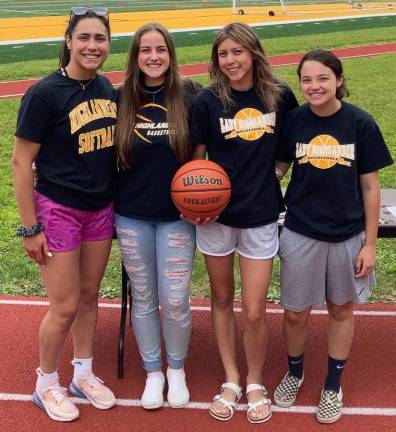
278,227,375,311
196,221,278,259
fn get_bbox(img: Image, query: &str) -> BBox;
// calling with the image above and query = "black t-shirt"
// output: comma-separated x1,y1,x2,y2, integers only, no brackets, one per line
15,70,117,211
115,80,201,221
190,83,298,228
277,102,393,242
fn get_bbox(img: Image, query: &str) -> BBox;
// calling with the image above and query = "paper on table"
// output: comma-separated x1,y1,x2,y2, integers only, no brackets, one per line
386,206,396,218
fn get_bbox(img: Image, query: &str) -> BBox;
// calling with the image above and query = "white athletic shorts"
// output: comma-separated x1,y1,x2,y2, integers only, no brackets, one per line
196,221,278,259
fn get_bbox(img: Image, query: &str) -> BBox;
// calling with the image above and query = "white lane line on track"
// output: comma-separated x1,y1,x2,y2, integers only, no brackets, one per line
1,393,395,416
1,299,396,316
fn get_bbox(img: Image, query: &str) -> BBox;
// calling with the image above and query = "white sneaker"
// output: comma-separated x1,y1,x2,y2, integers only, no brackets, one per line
69,371,116,410
166,367,189,408
33,385,79,422
141,372,165,409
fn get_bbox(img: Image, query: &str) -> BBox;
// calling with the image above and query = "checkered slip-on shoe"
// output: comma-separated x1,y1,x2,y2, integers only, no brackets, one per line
274,372,304,408
316,387,343,424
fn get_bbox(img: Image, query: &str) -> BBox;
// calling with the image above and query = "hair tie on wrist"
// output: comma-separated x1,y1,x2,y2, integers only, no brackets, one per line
16,223,45,237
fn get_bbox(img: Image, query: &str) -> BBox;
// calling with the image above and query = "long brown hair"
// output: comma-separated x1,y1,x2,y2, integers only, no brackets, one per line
59,11,111,68
209,22,281,111
116,23,191,169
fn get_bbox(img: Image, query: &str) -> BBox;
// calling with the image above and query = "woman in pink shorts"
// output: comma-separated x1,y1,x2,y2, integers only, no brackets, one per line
12,7,116,422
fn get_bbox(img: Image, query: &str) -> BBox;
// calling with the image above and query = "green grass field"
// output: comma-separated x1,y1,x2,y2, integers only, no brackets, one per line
1,15,395,65
0,21,395,302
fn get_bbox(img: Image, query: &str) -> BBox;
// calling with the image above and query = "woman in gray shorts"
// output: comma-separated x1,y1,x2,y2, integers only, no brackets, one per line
274,49,393,424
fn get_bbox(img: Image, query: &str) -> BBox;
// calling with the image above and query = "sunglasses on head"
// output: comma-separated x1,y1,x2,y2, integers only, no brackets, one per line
70,6,109,19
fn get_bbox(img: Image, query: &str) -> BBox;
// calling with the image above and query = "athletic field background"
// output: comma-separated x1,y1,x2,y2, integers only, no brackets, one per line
0,1,395,301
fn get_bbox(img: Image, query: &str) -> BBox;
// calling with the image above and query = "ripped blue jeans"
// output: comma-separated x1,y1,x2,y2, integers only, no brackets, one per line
115,214,196,372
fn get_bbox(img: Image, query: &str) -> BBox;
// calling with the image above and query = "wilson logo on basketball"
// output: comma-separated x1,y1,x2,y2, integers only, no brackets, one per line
296,134,355,169
183,175,223,187
220,108,275,141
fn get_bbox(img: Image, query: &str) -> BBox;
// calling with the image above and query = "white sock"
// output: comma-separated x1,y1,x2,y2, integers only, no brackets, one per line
72,357,93,380
35,368,59,392
147,371,164,379
167,367,184,376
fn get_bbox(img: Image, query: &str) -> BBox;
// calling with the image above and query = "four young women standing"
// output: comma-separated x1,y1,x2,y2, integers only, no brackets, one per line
13,9,392,426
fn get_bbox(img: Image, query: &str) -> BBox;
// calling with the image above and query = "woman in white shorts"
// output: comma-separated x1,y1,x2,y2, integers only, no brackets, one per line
190,23,298,424
274,49,393,424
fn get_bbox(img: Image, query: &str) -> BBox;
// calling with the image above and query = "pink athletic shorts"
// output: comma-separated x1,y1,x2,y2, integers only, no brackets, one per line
34,191,114,252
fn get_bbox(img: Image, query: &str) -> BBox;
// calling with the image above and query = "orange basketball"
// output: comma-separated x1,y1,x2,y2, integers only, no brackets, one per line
171,160,231,220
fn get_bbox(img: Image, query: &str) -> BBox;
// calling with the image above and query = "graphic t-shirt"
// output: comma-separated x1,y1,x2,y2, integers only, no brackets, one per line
115,80,201,221
277,102,393,241
16,70,117,210
190,84,298,228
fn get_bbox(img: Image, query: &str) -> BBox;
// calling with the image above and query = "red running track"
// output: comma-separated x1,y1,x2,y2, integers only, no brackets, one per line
1,43,396,99
1,295,396,432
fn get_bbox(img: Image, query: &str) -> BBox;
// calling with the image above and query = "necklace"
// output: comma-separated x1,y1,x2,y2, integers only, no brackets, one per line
76,76,96,90
143,86,164,95
143,86,164,103
59,67,96,90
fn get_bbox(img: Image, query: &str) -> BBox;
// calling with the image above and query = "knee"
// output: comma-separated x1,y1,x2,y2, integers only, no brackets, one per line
284,310,308,327
164,297,191,324
328,302,353,321
212,291,234,311
244,307,266,328
79,284,99,306
49,301,79,327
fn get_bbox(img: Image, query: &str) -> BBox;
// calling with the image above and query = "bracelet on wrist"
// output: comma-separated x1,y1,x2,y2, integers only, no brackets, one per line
16,223,45,237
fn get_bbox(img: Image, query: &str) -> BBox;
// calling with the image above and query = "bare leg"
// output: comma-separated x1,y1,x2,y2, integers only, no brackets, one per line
283,308,311,357
205,253,240,417
39,250,81,373
327,301,354,359
240,256,273,421
71,239,112,358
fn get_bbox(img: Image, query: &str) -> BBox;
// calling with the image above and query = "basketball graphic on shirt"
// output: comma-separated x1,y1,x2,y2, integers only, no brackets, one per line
307,134,339,169
220,108,275,141
296,134,355,169
234,108,265,140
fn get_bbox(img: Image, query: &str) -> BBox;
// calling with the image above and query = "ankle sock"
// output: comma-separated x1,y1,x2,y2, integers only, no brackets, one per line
147,371,164,379
324,356,346,392
167,367,184,376
36,368,59,392
72,357,93,380
287,354,304,379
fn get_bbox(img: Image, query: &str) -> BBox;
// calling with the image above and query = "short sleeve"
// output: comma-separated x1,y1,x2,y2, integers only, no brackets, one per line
190,92,211,146
15,88,53,144
279,84,299,113
276,116,294,163
357,115,393,174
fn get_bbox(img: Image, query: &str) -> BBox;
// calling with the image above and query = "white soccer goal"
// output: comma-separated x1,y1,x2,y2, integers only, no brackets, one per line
232,0,395,15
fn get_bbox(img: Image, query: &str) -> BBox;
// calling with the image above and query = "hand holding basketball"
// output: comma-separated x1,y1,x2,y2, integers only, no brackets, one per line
171,160,231,221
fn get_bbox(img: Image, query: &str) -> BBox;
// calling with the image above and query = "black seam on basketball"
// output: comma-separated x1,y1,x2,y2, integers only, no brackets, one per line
174,203,228,214
171,188,231,193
